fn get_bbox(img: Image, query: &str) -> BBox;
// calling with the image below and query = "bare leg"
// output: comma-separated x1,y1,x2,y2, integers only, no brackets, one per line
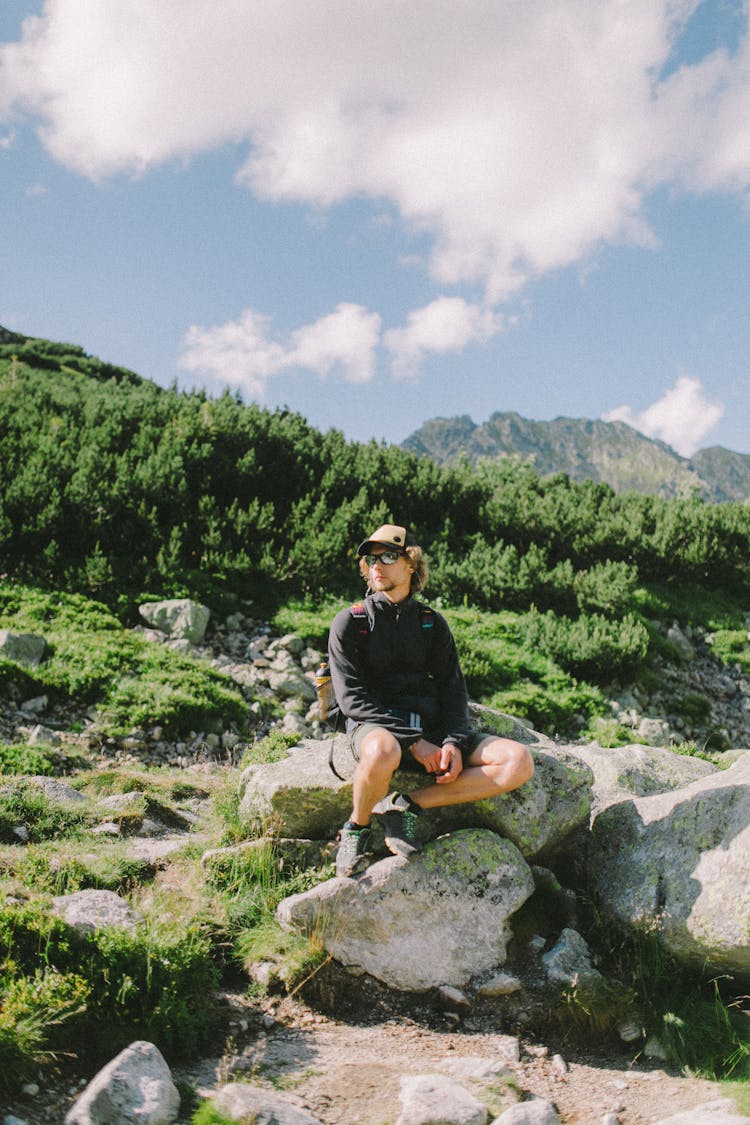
409,736,533,810
350,727,401,825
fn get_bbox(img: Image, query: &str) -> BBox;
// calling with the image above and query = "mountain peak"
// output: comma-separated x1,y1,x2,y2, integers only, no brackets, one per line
402,412,750,502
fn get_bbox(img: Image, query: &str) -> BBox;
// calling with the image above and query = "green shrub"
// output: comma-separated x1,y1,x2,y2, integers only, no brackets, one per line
519,608,649,681
78,924,219,1058
444,607,606,734
0,969,90,1092
711,629,750,675
573,560,639,614
0,900,220,1072
101,648,247,736
485,679,602,735
671,692,713,722
0,742,60,776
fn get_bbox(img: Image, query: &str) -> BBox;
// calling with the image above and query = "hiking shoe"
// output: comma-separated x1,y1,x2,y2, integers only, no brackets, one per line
375,793,422,858
336,822,372,877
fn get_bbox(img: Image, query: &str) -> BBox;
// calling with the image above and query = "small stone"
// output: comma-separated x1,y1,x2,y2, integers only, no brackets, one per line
617,1019,643,1043
27,724,60,746
478,972,522,996
92,822,122,837
20,695,47,714
644,1035,670,1060
21,1083,39,1096
438,985,470,1010
552,1053,568,1075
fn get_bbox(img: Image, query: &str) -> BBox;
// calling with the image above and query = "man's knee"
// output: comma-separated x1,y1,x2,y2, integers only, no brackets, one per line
482,737,535,789
357,728,401,774
500,739,534,788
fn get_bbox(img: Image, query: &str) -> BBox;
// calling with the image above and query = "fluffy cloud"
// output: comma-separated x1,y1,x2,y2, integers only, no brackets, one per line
384,298,504,379
603,375,725,457
177,304,381,395
3,1,750,303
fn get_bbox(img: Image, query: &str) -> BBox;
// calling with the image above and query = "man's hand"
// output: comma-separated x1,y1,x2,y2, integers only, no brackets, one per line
436,742,463,784
409,739,463,783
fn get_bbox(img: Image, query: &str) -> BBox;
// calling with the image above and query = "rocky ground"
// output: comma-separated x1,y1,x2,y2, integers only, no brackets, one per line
2,609,749,1124
175,997,736,1125
7,986,741,1124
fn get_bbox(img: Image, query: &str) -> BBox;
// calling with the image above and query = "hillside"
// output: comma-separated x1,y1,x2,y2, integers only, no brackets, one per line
3,324,750,744
402,411,750,502
1,329,749,1118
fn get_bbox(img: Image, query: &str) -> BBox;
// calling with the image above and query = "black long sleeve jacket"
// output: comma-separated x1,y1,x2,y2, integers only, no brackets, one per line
327,591,473,751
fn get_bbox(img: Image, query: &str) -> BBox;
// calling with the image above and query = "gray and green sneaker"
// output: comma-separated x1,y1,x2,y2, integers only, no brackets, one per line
335,822,372,877
375,792,422,858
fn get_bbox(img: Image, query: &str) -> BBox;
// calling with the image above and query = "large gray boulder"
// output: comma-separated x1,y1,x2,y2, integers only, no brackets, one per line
276,829,534,991
588,752,750,975
51,889,142,934
65,1040,179,1124
238,739,352,839
417,743,593,861
238,737,592,861
138,599,210,644
0,629,47,668
564,741,717,816
3,777,87,804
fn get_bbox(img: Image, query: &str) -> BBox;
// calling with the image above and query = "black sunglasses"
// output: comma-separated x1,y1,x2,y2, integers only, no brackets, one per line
363,550,405,566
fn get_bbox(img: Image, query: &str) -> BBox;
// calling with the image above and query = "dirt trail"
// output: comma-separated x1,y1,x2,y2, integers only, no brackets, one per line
171,995,734,1125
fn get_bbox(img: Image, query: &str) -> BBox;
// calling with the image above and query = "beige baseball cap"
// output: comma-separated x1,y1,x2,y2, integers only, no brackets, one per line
357,523,416,556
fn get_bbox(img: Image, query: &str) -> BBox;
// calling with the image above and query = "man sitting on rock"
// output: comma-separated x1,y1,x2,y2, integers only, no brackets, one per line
328,523,534,877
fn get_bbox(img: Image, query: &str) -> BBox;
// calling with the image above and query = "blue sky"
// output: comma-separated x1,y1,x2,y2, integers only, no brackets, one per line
2,0,750,455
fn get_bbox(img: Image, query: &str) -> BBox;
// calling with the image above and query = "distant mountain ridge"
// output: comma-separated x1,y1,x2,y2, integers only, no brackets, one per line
402,412,750,503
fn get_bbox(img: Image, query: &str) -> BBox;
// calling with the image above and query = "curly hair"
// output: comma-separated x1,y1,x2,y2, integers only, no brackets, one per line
359,544,429,594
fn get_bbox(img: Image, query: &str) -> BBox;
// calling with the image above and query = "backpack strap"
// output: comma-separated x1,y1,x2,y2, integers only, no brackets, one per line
350,602,369,634
418,605,434,630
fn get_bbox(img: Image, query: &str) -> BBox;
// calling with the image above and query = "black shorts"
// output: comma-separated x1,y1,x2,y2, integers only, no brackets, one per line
347,722,489,772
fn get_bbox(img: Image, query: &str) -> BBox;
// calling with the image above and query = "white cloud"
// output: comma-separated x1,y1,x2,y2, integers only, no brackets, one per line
3,2,750,302
287,303,381,385
603,375,725,456
385,297,503,379
0,128,15,149
177,303,381,396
